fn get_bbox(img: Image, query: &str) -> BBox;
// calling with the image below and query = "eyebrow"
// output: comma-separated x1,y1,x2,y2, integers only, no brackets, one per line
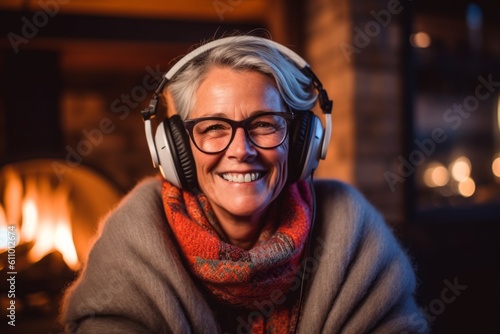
202,112,227,118
196,110,279,119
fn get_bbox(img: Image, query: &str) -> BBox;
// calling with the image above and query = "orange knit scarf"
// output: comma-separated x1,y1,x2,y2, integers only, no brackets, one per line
161,180,313,333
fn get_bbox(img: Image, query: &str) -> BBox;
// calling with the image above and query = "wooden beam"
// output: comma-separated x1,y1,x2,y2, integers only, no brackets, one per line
0,10,267,46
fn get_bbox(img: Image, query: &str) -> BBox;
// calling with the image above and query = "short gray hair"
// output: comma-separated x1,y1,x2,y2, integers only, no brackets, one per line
165,36,317,120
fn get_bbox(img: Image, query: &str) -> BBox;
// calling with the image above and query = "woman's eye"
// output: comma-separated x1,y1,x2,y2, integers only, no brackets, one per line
254,122,274,128
206,124,225,131
197,122,230,134
252,120,284,131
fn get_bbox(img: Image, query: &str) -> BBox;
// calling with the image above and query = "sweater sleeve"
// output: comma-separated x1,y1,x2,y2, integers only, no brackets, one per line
298,180,428,334
59,178,218,334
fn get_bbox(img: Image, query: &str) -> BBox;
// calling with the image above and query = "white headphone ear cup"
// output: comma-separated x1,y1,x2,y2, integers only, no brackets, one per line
288,111,312,183
144,118,160,167
297,115,324,181
155,116,198,191
288,111,325,182
165,116,198,191
155,121,183,188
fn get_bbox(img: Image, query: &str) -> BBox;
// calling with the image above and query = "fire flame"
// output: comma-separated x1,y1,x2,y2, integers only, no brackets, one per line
1,168,80,270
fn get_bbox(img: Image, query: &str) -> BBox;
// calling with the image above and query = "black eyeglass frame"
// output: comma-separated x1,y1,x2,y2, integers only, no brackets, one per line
183,111,295,154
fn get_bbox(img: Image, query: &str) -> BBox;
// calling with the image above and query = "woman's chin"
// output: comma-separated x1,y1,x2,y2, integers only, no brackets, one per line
220,198,268,219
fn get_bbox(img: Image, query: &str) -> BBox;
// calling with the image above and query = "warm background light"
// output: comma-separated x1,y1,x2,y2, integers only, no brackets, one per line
493,155,500,178
410,32,432,48
450,156,472,182
423,162,449,187
458,177,476,197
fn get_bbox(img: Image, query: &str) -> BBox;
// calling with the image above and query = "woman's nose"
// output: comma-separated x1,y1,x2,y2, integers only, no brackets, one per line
226,128,257,161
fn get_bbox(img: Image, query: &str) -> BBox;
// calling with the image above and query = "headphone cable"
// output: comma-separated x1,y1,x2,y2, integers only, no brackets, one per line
290,173,317,334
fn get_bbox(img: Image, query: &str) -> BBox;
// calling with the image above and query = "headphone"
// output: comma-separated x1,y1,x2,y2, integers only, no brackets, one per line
141,36,333,193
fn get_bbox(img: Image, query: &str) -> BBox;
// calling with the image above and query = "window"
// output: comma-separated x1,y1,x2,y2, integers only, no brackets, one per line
409,1,500,222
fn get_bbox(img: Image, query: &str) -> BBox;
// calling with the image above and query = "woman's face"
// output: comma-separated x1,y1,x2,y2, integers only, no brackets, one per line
189,67,289,221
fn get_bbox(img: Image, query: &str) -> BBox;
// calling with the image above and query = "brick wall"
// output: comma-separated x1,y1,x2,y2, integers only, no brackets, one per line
305,0,407,223
305,0,356,184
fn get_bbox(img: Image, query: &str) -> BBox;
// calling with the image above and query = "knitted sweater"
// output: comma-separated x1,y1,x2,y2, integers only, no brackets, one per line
60,178,428,333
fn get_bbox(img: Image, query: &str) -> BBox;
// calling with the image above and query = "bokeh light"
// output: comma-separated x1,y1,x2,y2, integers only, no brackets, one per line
458,177,476,197
450,156,471,182
410,32,431,48
493,155,500,178
423,162,449,187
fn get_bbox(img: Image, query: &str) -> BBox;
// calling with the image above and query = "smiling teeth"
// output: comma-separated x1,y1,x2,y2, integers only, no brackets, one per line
222,172,261,183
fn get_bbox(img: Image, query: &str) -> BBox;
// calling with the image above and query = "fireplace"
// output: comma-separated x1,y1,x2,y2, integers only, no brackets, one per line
0,42,152,331
0,158,121,332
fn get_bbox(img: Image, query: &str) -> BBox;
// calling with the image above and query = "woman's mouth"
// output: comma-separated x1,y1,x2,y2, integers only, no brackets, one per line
220,172,264,183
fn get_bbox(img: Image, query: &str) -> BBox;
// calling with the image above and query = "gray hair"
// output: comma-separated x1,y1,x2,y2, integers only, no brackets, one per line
165,37,317,120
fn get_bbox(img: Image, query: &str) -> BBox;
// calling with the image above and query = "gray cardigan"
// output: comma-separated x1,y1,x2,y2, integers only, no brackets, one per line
61,178,428,333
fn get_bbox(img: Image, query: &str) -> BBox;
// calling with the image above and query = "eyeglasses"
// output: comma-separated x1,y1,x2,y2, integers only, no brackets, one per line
184,111,294,154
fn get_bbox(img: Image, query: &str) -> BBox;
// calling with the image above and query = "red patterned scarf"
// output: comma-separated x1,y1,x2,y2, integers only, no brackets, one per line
162,180,313,333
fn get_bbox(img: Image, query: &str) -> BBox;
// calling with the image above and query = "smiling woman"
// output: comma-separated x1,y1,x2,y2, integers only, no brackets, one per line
60,35,428,333
186,68,290,238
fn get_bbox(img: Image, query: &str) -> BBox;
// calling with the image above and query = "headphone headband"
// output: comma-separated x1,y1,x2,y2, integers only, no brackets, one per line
164,36,309,81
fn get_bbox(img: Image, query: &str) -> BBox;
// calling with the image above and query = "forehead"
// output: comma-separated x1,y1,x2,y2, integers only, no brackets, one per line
191,67,285,118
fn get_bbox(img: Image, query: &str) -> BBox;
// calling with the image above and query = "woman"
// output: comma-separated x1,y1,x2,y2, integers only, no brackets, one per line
61,35,428,333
